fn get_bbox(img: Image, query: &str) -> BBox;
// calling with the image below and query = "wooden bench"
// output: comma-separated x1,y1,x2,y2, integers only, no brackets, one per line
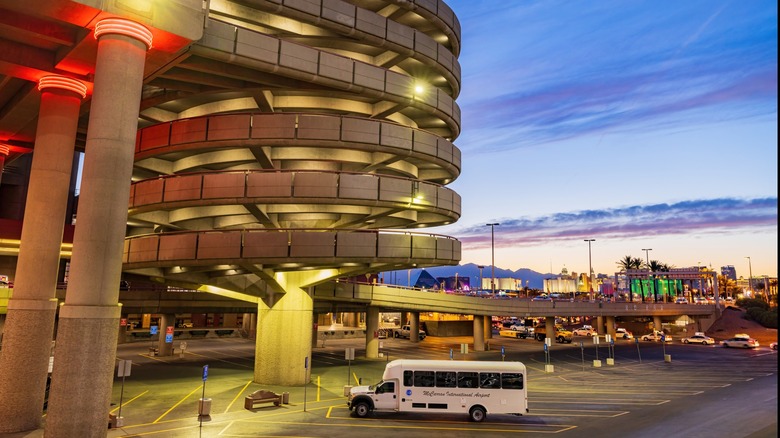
244,390,282,409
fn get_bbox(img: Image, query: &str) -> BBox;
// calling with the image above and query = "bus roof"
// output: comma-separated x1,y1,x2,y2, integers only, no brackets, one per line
385,359,526,373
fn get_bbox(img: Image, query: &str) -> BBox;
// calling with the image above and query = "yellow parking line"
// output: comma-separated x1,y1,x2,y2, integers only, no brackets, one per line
110,390,149,414
224,380,253,413
153,384,203,423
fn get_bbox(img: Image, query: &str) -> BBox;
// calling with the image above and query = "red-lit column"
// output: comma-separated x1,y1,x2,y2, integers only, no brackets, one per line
0,76,86,433
44,18,152,437
0,145,9,184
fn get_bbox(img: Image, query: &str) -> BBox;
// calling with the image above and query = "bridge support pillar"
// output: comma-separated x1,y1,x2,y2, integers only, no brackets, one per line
606,316,617,339
484,316,493,340
253,272,313,385
596,316,605,335
410,312,420,344
365,307,380,359
473,316,485,351
157,313,175,356
545,316,555,343
653,316,662,332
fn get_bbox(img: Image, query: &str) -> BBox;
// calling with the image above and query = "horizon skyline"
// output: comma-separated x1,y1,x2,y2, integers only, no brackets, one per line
434,1,777,277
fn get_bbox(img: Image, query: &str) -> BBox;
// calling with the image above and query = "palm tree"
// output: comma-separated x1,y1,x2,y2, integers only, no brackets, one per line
616,255,643,302
717,275,737,300
648,260,665,303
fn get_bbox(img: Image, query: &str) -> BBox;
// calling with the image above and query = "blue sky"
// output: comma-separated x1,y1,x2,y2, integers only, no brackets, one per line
438,0,777,278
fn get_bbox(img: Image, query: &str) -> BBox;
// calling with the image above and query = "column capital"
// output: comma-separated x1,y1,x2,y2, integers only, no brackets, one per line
37,76,87,99
94,18,153,50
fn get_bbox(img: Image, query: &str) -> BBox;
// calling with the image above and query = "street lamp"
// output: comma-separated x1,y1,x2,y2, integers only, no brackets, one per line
584,239,595,301
486,223,500,294
745,256,754,298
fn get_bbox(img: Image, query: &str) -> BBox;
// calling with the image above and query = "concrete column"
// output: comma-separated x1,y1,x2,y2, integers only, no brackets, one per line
0,76,85,433
409,312,420,344
653,316,662,332
158,314,175,356
596,316,605,335
484,316,492,340
473,316,485,351
606,316,617,339
312,316,319,348
545,316,555,343
44,19,152,437
365,307,380,359
253,272,313,385
248,313,257,339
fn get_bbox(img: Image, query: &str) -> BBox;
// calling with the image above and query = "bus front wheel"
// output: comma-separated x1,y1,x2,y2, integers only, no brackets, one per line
353,401,371,418
469,406,486,422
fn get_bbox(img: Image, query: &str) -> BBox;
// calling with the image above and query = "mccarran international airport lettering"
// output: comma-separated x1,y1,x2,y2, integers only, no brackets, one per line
421,390,491,398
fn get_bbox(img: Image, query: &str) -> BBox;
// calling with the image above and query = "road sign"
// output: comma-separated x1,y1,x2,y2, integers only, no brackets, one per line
166,326,174,335
345,347,355,360
150,325,158,335
501,346,505,356
117,360,132,377
202,364,209,381
543,343,548,352
165,333,173,343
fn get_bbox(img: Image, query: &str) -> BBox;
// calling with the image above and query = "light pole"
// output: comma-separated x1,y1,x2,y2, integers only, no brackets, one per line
584,239,595,301
745,256,754,298
486,223,500,294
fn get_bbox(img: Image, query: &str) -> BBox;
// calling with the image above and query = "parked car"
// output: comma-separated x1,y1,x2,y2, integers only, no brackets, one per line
770,342,777,351
641,331,672,342
572,326,595,336
721,336,759,349
693,297,708,305
509,324,534,335
615,328,633,339
681,333,715,345
674,297,689,304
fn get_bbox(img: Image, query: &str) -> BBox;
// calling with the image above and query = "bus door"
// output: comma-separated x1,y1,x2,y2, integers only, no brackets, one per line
373,380,398,410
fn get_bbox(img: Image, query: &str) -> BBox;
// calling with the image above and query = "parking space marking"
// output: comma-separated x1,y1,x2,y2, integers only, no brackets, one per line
153,384,203,423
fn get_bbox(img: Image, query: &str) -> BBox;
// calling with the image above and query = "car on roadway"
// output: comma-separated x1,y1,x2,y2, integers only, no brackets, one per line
681,334,715,345
531,295,552,301
771,342,777,351
572,326,595,336
641,331,672,342
693,296,708,305
615,328,633,339
674,297,689,304
721,335,759,349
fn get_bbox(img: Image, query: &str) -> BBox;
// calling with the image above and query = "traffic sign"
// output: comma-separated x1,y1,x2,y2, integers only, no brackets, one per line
150,325,158,335
202,364,209,381
165,333,173,343
117,360,132,377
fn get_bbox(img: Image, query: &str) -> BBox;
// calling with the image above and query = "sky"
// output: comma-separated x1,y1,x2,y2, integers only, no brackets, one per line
436,0,777,279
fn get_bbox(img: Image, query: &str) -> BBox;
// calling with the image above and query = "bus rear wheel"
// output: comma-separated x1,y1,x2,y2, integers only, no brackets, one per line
469,406,486,422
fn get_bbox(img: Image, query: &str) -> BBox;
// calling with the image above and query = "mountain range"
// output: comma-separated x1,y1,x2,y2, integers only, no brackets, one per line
384,263,554,290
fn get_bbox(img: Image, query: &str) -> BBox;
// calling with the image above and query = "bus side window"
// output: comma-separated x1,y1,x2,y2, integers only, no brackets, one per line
414,371,435,387
403,370,414,387
457,372,478,388
480,372,501,389
501,372,524,389
436,371,457,388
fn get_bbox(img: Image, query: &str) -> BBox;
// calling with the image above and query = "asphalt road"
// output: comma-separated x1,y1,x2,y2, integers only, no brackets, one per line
9,332,777,437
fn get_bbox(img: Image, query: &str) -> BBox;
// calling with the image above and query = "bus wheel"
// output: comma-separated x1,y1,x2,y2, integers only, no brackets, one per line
353,401,371,418
469,406,486,422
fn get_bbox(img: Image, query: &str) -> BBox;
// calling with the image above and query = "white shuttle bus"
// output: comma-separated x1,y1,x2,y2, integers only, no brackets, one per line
347,359,528,422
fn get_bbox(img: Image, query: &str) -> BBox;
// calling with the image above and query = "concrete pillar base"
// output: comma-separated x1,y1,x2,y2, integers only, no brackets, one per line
593,359,602,367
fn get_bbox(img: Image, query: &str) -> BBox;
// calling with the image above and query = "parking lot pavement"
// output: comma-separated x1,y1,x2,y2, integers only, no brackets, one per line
7,334,776,437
